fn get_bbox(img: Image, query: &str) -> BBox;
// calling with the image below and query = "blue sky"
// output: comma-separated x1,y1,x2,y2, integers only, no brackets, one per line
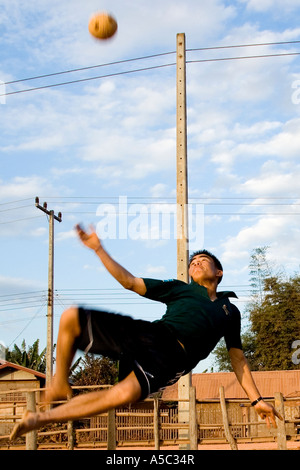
1,0,300,373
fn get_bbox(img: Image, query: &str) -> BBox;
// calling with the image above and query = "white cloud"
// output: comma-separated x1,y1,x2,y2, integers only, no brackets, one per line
0,176,68,237
221,211,300,271
2,0,300,370
0,176,53,201
0,0,236,73
150,184,170,198
30,227,47,238
83,264,105,273
199,117,300,178
0,274,45,294
239,0,300,13
265,119,300,158
238,160,300,196
55,229,76,242
145,264,167,275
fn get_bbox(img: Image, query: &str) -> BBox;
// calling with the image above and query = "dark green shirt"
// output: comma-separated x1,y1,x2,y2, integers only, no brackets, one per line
142,278,242,370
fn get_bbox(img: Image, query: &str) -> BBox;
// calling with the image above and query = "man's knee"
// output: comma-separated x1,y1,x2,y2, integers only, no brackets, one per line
60,306,81,337
117,371,142,405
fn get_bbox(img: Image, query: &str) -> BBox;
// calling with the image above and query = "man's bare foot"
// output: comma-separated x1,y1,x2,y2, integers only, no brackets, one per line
45,378,73,404
10,410,39,440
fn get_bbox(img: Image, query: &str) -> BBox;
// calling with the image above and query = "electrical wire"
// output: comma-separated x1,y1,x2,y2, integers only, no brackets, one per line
1,40,300,98
0,198,33,206
0,215,44,224
4,51,176,86
2,62,176,97
3,40,300,87
1,196,300,224
187,51,300,65
3,196,300,208
187,39,300,52
7,300,47,348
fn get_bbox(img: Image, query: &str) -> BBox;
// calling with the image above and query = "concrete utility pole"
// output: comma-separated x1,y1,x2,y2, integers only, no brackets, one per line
176,33,189,274
35,197,62,389
176,33,192,449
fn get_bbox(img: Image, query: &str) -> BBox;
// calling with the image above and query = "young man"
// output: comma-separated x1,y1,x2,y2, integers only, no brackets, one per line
11,225,281,439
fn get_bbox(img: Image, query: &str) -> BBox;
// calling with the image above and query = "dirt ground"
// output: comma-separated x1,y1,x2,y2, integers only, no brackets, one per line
113,440,300,451
2,441,300,451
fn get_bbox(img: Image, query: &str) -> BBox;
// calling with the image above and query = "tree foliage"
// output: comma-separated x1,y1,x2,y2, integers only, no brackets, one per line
249,246,272,305
5,339,47,373
213,330,257,372
249,274,300,370
71,354,119,388
213,247,300,371
5,339,119,385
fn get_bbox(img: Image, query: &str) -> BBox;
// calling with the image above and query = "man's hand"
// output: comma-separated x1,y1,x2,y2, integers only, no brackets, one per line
254,400,283,428
75,224,102,253
75,223,146,295
229,349,283,430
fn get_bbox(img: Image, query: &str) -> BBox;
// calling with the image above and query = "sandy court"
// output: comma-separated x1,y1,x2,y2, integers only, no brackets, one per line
113,440,300,451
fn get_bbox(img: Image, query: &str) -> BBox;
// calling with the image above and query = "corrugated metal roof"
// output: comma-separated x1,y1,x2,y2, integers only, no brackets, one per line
162,370,300,400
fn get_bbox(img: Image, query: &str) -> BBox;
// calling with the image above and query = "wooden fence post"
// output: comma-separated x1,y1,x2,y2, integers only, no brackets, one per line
219,386,238,450
274,392,287,450
154,397,160,450
67,420,74,450
189,386,198,450
107,408,116,450
26,392,37,450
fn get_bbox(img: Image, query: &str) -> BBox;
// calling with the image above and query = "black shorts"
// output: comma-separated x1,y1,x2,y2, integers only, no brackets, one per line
75,307,188,400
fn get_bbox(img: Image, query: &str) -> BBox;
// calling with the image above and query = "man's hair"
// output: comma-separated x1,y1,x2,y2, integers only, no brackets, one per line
189,249,223,284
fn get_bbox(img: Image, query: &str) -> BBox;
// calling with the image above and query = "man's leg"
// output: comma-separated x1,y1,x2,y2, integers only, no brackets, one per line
10,371,142,439
45,306,81,403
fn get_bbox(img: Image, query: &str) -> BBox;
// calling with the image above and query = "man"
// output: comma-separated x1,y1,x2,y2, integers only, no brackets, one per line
11,224,281,439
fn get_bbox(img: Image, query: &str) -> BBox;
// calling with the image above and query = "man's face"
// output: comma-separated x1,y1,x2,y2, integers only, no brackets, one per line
188,254,223,285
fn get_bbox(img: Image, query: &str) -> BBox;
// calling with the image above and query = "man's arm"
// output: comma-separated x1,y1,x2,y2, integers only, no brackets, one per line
75,224,146,295
229,348,282,428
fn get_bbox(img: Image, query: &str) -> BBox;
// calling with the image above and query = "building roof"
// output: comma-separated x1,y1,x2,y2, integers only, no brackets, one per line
0,359,46,379
162,370,300,401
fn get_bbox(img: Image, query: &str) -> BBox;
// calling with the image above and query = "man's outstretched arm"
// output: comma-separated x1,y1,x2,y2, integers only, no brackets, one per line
75,224,146,295
229,348,282,428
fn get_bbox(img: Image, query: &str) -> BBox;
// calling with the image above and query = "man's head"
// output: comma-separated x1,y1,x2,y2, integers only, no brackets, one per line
188,250,223,285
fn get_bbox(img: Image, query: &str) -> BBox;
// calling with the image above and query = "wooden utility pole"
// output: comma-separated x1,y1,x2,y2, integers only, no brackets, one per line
35,197,62,389
176,32,192,449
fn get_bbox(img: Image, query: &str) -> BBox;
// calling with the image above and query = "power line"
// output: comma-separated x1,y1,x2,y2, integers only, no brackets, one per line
187,51,300,66
0,198,33,206
0,285,275,306
4,51,176,86
2,41,300,98
2,196,300,224
0,204,33,213
187,39,300,52
33,196,300,200
3,40,300,87
7,301,47,348
3,196,300,208
0,290,45,298
1,62,176,97
0,215,44,224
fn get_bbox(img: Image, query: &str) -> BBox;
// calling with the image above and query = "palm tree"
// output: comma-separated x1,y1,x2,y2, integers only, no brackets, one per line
6,339,47,373
6,339,82,376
